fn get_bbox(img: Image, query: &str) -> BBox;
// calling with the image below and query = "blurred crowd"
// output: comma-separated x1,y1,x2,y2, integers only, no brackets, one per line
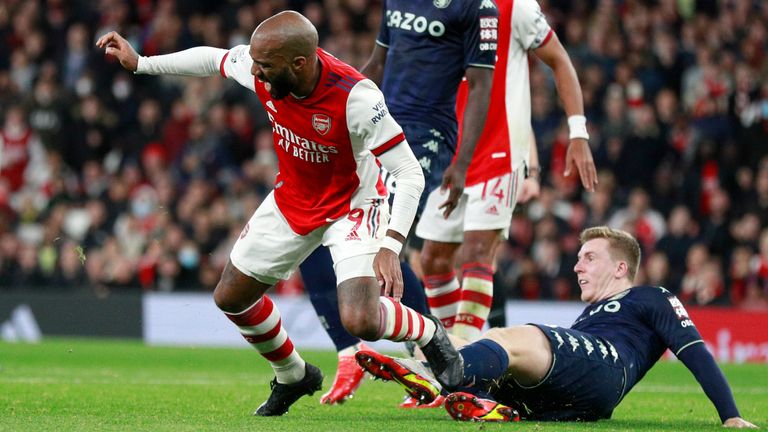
0,0,767,310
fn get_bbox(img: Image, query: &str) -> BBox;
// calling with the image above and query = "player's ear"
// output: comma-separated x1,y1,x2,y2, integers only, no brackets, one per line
291,55,307,71
615,261,629,279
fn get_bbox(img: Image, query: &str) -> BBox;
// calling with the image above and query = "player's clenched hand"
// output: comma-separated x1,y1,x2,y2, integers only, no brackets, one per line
723,417,758,428
96,31,139,72
564,138,597,192
439,163,466,218
373,248,404,300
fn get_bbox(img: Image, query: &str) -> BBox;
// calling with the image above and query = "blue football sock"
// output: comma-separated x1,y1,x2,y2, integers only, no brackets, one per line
400,261,428,314
302,247,359,351
458,339,510,390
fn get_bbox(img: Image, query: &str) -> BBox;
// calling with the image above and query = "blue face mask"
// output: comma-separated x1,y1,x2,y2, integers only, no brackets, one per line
131,199,154,218
178,248,199,269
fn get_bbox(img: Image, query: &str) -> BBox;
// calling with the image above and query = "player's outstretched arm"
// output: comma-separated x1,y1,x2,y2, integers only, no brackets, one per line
723,417,758,428
533,33,597,192
98,31,227,78
96,31,139,72
677,343,754,427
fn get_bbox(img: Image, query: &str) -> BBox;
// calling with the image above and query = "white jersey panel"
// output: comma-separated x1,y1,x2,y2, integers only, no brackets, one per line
346,79,405,154
505,0,552,170
346,79,401,210
219,45,257,92
513,0,552,51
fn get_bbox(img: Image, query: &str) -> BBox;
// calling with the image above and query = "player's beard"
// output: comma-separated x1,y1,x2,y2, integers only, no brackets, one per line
266,67,298,100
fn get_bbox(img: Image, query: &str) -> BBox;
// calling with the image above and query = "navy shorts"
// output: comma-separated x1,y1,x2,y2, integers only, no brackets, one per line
401,123,455,216
379,123,454,249
491,325,627,421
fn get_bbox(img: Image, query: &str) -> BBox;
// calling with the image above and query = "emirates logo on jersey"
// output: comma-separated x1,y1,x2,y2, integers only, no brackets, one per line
312,114,331,135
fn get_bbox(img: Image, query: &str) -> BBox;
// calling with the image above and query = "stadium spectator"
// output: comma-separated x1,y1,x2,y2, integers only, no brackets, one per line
655,205,698,292
607,187,666,253
356,227,757,428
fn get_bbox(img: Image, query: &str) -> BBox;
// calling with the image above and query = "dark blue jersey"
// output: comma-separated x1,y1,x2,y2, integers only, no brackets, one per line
571,286,704,395
376,0,498,151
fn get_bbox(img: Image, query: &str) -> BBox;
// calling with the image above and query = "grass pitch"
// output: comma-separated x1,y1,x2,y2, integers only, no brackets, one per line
1,339,766,431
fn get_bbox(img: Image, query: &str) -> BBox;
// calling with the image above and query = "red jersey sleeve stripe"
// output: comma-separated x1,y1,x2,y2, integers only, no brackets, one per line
371,132,405,156
219,52,229,78
540,29,554,47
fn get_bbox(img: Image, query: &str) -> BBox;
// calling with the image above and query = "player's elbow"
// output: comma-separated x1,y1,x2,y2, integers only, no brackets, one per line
405,160,425,193
411,168,425,195
392,159,424,197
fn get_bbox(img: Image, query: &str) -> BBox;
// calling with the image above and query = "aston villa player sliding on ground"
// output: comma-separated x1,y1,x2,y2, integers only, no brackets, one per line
97,10,460,417
356,227,757,428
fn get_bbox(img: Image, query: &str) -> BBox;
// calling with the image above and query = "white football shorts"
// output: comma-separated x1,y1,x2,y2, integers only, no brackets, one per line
415,169,523,243
230,191,389,285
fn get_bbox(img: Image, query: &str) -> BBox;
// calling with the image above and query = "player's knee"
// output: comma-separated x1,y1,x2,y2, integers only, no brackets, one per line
213,282,238,312
212,264,265,313
459,240,494,265
213,282,255,313
482,326,537,358
339,306,379,340
420,247,453,274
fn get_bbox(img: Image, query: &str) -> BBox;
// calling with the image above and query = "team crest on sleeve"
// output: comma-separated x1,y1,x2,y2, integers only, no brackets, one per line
312,114,332,135
433,0,451,8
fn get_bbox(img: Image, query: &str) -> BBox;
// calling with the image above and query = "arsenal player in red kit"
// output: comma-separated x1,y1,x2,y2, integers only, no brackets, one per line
98,10,462,417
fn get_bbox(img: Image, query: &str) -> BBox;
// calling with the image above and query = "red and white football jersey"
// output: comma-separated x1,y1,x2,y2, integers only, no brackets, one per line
219,48,404,235
456,0,553,187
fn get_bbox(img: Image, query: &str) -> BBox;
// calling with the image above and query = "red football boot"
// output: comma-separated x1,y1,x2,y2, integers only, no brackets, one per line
355,349,441,404
320,352,366,405
444,392,520,422
399,395,446,409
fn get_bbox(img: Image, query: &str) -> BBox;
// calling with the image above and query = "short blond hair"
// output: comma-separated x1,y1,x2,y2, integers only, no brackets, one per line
579,226,641,281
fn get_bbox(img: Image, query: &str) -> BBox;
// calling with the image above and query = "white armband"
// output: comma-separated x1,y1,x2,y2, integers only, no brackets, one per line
380,236,403,255
567,115,589,141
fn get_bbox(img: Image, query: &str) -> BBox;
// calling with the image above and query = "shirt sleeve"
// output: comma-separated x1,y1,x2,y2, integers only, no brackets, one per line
376,1,391,48
218,45,257,92
346,79,424,238
513,0,554,51
642,287,704,356
345,79,406,155
677,343,741,423
462,0,498,70
136,46,226,77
